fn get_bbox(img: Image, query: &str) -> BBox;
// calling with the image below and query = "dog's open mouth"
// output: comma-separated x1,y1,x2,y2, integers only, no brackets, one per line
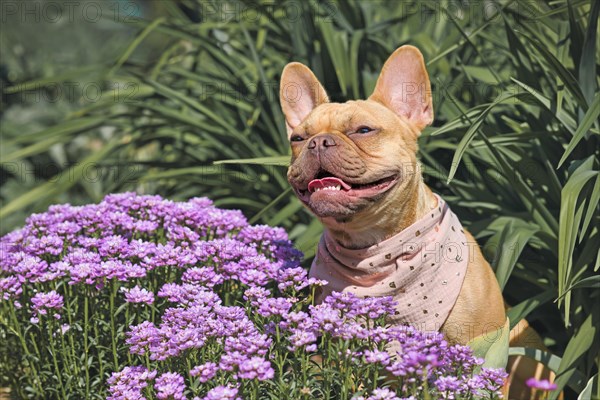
296,169,398,201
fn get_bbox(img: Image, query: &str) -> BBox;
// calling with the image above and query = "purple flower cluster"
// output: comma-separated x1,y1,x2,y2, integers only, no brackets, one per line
107,366,156,400
353,387,402,400
1,193,509,399
155,372,186,400
122,286,155,305
0,193,301,309
190,362,218,383
196,385,241,400
30,290,64,324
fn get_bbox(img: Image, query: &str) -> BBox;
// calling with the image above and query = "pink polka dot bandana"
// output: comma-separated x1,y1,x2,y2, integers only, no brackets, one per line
310,194,469,332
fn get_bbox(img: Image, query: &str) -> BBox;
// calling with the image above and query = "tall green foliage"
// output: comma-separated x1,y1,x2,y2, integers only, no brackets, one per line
1,1,598,397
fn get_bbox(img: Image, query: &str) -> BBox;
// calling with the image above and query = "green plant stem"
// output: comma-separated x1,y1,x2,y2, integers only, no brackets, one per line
372,368,379,392
324,336,331,400
28,330,44,370
253,380,259,398
48,321,67,399
63,286,80,377
341,340,350,400
301,350,308,389
8,304,44,395
110,280,119,369
58,326,73,393
125,305,132,365
93,313,105,384
84,295,90,398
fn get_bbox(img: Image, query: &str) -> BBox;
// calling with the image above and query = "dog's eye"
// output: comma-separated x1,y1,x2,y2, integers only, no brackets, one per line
355,126,373,134
290,135,305,142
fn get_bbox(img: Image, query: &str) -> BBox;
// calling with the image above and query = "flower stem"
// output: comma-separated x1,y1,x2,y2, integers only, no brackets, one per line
84,295,90,398
63,286,80,377
8,305,44,395
125,305,132,365
48,321,67,399
110,280,119,369
93,310,105,383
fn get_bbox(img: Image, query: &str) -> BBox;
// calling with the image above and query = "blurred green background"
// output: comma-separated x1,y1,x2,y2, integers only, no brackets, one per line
1,0,598,398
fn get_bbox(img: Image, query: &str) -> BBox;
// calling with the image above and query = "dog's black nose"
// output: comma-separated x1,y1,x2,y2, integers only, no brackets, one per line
308,134,337,150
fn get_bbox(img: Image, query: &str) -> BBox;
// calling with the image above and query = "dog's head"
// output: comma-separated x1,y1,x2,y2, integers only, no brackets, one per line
280,46,433,235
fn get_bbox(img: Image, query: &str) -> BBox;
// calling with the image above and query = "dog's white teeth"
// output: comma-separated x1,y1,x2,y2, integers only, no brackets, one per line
314,186,341,192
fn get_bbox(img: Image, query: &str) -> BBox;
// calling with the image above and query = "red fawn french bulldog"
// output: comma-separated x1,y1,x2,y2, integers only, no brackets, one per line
279,45,555,399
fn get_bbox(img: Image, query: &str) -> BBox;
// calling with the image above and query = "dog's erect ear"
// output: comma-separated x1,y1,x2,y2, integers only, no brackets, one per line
369,45,433,130
280,62,329,139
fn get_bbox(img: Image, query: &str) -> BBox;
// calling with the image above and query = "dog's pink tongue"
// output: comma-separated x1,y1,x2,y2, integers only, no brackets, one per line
308,177,351,192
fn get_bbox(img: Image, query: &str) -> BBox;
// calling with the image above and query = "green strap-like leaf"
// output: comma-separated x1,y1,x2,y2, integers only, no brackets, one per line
558,92,600,168
447,92,517,183
578,0,599,106
107,17,166,77
0,138,121,219
557,157,598,322
578,373,599,400
214,156,290,166
467,317,510,370
556,276,600,301
507,289,555,330
485,218,539,290
550,314,597,399
249,187,294,225
517,31,588,109
511,78,577,134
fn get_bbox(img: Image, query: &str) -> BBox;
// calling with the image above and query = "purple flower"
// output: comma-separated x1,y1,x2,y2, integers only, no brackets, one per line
525,377,557,391
107,366,157,400
310,303,343,333
190,362,218,383
236,225,289,245
236,225,302,265
305,344,317,352
366,388,401,400
364,350,391,366
277,266,310,292
324,291,396,320
11,254,48,283
154,372,186,400
0,276,22,301
199,385,241,400
122,286,154,305
219,351,248,372
30,290,64,322
60,324,70,334
467,368,508,396
243,286,271,305
435,376,465,397
442,344,482,374
126,321,159,356
237,356,275,380
27,234,64,257
224,331,272,356
98,235,129,257
157,283,220,307
257,297,293,318
287,328,318,351
182,267,224,287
